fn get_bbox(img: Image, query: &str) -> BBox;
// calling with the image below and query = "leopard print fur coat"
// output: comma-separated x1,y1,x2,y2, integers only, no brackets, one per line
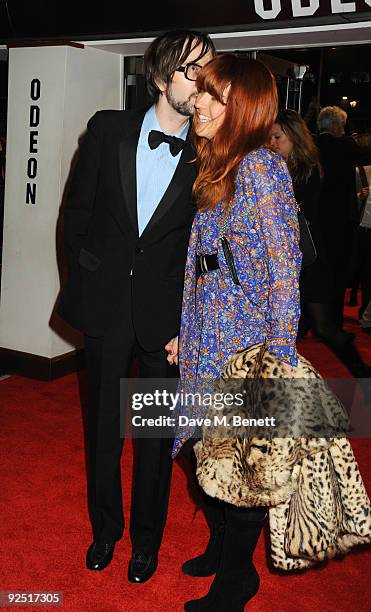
193,343,371,570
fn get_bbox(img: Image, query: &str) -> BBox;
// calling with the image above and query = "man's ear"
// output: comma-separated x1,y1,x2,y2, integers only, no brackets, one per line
155,78,167,94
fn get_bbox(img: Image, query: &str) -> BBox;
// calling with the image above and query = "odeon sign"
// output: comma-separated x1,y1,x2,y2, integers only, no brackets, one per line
253,0,371,19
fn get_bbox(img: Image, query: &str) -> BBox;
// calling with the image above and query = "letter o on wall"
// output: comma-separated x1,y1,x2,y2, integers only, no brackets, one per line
30,78,41,101
254,0,281,20
292,0,319,17
27,158,37,179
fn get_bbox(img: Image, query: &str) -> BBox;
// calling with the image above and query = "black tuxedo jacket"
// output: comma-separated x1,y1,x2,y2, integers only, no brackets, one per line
57,108,197,351
315,133,371,242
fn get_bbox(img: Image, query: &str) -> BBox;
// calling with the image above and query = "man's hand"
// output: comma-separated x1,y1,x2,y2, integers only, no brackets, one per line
165,336,179,365
359,186,370,202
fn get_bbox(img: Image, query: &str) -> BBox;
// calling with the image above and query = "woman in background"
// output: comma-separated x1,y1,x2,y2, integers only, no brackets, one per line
350,132,371,322
269,110,371,382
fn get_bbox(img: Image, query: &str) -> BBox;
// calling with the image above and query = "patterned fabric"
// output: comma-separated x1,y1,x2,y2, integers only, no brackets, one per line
172,147,302,458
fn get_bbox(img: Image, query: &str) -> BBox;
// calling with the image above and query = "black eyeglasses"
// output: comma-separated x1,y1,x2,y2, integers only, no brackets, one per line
175,63,202,82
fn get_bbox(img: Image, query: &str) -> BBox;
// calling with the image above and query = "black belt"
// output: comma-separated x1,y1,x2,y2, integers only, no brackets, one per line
197,253,219,275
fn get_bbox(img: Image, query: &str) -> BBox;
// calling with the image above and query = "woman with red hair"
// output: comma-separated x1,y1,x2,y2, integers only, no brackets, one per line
166,54,302,610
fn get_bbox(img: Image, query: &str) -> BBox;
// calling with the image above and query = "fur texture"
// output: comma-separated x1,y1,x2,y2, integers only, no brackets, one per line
194,343,371,570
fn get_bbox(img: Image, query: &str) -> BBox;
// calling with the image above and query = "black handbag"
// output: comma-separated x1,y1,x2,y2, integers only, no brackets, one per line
297,206,317,267
254,162,316,268
220,201,317,283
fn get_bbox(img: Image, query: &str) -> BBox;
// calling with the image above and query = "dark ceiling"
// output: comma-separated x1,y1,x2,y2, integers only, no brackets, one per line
1,4,370,133
1,0,371,43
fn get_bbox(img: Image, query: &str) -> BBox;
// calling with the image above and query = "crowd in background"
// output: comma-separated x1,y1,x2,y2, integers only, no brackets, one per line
269,104,371,388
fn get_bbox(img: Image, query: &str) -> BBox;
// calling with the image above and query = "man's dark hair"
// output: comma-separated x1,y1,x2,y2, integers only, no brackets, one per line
143,29,216,101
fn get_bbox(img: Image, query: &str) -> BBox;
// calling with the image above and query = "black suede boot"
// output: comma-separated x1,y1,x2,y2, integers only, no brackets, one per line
334,343,371,405
335,343,371,377
184,505,266,612
182,496,225,577
307,302,371,402
306,302,354,349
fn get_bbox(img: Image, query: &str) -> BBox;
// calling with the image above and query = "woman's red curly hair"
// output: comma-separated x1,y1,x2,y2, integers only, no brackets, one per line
192,54,278,210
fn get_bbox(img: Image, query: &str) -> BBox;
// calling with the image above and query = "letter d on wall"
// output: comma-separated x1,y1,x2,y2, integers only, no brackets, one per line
292,0,319,17
254,0,281,19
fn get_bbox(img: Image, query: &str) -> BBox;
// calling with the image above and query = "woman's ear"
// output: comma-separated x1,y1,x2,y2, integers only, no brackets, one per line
222,84,231,104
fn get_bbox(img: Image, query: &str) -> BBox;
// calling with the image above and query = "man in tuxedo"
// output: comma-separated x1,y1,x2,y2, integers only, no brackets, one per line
316,106,371,331
58,30,215,582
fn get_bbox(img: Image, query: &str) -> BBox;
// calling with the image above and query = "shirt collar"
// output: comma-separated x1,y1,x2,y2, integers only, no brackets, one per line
144,104,190,141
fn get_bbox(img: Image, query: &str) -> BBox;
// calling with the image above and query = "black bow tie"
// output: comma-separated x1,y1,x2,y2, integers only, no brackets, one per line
148,129,185,157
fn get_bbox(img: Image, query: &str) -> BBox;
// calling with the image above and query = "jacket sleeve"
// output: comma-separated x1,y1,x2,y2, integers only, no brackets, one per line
178,214,199,378
248,154,302,367
346,136,371,167
63,112,103,268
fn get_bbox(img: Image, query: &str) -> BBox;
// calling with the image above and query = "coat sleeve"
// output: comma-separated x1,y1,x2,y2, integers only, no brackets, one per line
63,112,103,268
247,154,302,367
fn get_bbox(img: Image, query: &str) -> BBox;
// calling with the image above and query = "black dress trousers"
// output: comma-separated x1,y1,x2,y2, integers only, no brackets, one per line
84,312,175,554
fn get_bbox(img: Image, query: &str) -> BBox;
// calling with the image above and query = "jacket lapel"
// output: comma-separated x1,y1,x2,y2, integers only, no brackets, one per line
141,137,196,237
118,109,147,236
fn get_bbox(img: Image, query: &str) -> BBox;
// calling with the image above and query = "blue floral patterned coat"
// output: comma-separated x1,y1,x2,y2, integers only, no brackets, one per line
172,147,302,457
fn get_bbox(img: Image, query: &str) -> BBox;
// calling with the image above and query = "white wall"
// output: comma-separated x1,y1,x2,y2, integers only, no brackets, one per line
0,45,122,358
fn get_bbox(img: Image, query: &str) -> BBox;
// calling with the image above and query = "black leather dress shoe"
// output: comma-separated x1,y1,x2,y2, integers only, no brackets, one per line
128,551,158,583
86,541,115,571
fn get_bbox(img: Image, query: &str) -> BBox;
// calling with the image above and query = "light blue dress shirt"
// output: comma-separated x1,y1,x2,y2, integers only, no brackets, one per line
136,105,189,236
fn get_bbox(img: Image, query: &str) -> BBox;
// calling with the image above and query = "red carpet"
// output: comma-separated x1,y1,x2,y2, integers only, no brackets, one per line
0,295,370,611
